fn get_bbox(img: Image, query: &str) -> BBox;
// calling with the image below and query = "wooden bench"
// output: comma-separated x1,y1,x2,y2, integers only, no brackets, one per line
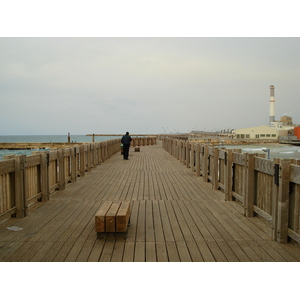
95,201,131,238
134,147,140,152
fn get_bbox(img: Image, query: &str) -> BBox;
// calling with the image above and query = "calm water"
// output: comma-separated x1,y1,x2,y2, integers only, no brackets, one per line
223,143,300,160
0,135,119,161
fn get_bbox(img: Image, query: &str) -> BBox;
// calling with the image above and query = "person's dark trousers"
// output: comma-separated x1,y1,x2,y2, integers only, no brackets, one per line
123,144,130,159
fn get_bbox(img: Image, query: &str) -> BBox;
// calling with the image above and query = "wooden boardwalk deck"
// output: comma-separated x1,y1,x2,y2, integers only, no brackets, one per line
1,141,300,262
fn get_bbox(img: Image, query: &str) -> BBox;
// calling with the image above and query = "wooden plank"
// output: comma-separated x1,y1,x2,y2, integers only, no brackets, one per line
122,241,135,262
276,159,292,243
245,153,255,217
206,240,228,261
116,201,130,232
216,241,239,262
87,239,105,262
105,202,121,232
254,157,274,175
1,141,300,263
155,241,168,262
110,239,126,262
95,201,112,232
0,159,15,175
166,241,180,262
99,239,115,262
290,164,300,185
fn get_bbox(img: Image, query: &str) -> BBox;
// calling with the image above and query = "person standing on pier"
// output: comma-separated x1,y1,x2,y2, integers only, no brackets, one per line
121,132,132,160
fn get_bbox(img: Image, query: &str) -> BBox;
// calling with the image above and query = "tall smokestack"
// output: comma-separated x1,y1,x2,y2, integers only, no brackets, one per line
269,85,275,124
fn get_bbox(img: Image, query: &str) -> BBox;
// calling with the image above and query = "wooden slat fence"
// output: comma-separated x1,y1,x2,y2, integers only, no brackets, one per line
162,137,300,244
0,137,156,223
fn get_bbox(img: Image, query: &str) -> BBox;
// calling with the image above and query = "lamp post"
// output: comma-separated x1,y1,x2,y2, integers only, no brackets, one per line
262,148,270,159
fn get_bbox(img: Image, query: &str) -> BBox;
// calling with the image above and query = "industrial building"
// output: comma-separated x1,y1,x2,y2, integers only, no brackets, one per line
235,125,290,140
234,85,299,141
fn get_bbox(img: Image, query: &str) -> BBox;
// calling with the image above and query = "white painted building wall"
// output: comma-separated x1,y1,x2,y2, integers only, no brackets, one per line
235,125,288,140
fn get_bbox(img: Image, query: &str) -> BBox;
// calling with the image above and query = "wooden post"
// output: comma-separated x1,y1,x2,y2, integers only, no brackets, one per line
293,160,300,233
71,147,76,183
203,145,209,182
272,158,280,240
87,144,92,172
99,142,102,164
40,152,49,202
224,149,233,201
244,153,255,217
196,144,201,177
91,143,96,167
182,141,186,165
14,155,26,217
186,142,190,168
276,159,292,243
191,143,195,172
104,142,108,161
80,145,85,177
58,148,65,190
213,147,219,190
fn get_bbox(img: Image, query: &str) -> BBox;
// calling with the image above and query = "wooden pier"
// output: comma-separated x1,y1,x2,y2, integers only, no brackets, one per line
1,140,300,262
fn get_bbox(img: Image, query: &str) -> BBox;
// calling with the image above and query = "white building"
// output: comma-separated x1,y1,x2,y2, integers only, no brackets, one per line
235,125,289,140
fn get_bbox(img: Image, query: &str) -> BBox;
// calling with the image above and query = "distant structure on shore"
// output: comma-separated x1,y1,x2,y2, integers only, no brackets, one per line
187,85,299,144
269,85,275,124
234,85,300,141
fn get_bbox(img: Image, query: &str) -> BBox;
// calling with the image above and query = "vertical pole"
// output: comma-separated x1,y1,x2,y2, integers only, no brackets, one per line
182,141,186,165
98,142,102,165
191,143,195,172
293,160,300,233
224,149,233,201
80,144,85,177
272,158,280,240
40,152,49,202
245,153,255,217
276,159,292,243
196,144,201,177
87,144,92,172
71,147,76,183
14,155,26,217
186,142,190,168
213,147,219,190
203,145,208,182
58,148,65,191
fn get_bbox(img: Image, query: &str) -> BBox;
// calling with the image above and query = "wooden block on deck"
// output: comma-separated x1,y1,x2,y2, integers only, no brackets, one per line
135,147,140,152
95,201,131,234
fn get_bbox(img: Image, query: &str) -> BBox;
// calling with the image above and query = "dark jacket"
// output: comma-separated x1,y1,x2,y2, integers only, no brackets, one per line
121,134,132,145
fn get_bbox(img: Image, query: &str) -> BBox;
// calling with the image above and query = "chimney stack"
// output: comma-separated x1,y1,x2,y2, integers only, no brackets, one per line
269,85,275,124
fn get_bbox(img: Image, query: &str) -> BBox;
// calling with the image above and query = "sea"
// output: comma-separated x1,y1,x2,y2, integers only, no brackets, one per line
0,135,119,161
222,143,300,160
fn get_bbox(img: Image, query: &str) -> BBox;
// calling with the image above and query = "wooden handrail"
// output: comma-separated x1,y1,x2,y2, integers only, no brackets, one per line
0,137,157,223
162,136,300,244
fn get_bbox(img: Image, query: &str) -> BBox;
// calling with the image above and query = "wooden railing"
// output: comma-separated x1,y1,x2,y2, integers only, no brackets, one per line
162,137,300,244
0,137,156,223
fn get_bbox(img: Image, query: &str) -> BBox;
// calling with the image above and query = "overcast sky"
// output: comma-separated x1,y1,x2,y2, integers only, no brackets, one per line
1,37,300,135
